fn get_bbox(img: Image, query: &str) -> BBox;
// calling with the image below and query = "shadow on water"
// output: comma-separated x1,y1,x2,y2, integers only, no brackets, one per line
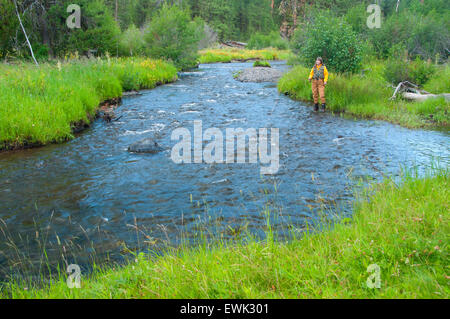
0,61,449,282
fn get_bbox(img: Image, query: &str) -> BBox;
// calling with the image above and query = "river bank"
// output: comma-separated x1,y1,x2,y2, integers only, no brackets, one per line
2,170,447,298
198,48,293,64
278,61,450,129
0,58,178,152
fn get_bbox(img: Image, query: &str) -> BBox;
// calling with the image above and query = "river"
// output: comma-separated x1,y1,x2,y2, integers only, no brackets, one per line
0,61,448,280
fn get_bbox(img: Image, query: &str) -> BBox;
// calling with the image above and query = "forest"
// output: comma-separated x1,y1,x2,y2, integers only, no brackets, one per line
1,0,448,63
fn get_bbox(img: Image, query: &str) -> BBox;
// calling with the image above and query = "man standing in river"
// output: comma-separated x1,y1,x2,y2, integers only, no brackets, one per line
308,57,329,112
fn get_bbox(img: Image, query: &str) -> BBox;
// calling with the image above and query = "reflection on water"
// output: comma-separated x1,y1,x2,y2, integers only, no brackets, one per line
0,61,449,279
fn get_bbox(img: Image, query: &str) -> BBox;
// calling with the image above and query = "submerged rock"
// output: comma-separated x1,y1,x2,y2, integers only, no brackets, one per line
235,67,284,83
128,138,164,154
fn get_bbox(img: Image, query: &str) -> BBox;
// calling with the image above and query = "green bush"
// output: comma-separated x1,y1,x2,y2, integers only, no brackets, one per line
145,4,203,70
253,60,271,68
247,31,288,50
369,10,449,61
384,58,436,86
119,25,145,57
62,0,121,56
291,14,362,74
423,64,450,94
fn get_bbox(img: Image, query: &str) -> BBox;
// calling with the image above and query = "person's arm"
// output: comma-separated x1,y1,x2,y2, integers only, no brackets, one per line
324,67,329,84
308,67,314,81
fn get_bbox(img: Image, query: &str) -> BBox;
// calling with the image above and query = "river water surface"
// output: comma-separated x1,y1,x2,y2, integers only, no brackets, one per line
0,61,449,279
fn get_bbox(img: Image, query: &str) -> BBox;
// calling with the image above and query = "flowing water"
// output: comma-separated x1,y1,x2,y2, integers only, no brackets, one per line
0,61,449,279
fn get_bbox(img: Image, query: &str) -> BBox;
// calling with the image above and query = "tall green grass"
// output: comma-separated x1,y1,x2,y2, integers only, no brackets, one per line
278,61,450,128
2,170,448,298
198,48,294,64
0,58,177,150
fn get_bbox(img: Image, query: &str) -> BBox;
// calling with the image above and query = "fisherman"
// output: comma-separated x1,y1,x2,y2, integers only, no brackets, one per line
308,57,329,112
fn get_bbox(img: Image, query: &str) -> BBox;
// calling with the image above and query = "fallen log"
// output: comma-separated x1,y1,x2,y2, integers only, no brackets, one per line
402,92,450,102
220,41,248,48
390,81,442,101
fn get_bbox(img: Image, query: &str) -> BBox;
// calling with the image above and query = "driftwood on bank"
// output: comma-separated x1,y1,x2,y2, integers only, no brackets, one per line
403,92,450,102
220,41,248,48
390,81,449,102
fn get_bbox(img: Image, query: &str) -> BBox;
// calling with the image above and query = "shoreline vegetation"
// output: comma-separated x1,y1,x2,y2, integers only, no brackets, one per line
1,50,448,153
2,170,448,298
0,58,178,152
278,61,450,129
198,48,293,64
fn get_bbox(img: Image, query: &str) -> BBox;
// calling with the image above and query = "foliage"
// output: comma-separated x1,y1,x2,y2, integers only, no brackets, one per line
187,0,278,40
253,60,271,68
423,64,450,94
119,24,145,56
198,48,293,64
291,14,363,74
144,4,202,70
384,57,437,86
0,0,17,58
369,9,449,61
247,31,289,50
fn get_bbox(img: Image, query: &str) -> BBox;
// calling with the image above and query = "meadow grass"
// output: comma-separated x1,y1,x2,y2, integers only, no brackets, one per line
278,61,450,128
0,58,177,151
2,170,448,299
198,48,294,64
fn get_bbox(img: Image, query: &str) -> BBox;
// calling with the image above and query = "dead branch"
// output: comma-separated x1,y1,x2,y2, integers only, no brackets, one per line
13,0,39,66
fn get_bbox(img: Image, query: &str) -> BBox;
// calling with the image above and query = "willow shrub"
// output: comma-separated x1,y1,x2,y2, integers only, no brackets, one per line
0,58,177,150
145,4,203,70
291,14,363,74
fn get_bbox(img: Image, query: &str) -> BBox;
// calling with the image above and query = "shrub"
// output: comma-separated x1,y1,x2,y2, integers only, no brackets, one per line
63,0,121,56
384,58,436,86
253,60,271,68
145,4,203,70
369,10,449,61
423,64,450,94
291,14,362,74
119,25,145,57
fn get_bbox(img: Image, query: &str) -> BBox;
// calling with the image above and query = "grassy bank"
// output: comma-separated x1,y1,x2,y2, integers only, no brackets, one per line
199,48,293,64
0,58,178,151
278,61,450,129
2,170,448,298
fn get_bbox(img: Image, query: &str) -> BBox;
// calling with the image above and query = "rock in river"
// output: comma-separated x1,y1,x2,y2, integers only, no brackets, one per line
128,138,164,154
235,67,284,83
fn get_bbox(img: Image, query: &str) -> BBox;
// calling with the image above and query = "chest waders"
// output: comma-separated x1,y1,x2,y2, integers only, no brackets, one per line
312,65,326,112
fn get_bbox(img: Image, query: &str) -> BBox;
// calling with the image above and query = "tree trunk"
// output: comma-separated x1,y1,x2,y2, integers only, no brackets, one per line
13,0,38,66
